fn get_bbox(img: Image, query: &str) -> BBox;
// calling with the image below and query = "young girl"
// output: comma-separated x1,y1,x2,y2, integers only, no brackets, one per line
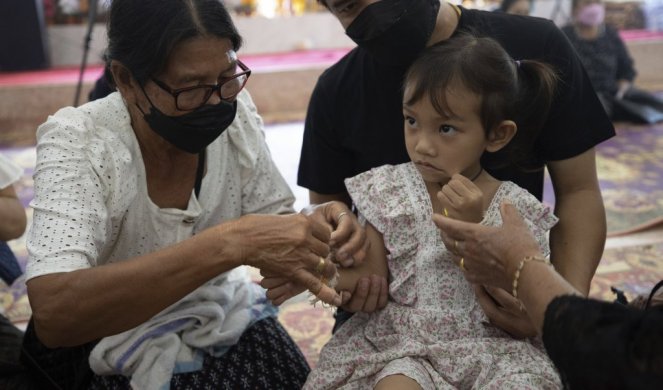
304,34,563,389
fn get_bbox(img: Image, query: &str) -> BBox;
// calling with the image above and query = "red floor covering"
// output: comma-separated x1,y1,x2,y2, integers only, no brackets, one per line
0,48,351,86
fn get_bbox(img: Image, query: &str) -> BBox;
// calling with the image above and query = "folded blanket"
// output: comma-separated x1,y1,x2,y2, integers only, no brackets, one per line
89,273,276,390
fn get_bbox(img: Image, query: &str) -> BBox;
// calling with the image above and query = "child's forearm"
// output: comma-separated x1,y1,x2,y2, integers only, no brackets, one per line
334,223,389,293
335,258,386,292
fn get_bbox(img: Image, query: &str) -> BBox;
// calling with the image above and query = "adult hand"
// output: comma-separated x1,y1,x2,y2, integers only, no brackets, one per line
474,285,537,339
260,272,352,307
260,270,388,312
432,201,542,291
236,213,341,306
301,201,369,267
437,174,484,223
340,274,388,313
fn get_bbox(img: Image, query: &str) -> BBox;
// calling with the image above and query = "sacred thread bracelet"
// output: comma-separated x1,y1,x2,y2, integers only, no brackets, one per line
512,255,553,299
309,270,340,309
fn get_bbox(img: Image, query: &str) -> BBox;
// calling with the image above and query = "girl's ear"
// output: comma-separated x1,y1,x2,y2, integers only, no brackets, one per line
110,60,139,104
486,120,517,153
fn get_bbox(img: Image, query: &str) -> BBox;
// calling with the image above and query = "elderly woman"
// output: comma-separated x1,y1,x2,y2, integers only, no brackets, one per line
433,202,663,389
21,0,366,389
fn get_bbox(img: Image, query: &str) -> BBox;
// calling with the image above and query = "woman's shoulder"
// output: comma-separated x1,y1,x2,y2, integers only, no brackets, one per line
603,24,624,41
221,89,269,167
34,93,139,192
37,92,134,150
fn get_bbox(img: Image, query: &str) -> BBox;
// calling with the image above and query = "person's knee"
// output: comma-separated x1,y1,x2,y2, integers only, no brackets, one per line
374,374,423,390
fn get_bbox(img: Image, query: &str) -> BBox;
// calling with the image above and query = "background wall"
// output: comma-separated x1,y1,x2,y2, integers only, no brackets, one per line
47,12,353,67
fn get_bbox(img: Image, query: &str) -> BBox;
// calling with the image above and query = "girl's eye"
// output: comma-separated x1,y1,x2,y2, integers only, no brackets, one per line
439,125,457,135
404,115,416,126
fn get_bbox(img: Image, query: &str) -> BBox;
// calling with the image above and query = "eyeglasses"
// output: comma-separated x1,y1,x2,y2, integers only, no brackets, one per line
151,60,251,111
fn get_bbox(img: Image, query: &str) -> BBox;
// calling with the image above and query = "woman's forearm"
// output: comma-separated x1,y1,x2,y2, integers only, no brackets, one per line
28,222,241,348
515,261,581,334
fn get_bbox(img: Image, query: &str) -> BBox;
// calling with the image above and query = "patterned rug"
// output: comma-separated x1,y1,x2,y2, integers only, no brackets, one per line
543,121,663,236
591,242,663,301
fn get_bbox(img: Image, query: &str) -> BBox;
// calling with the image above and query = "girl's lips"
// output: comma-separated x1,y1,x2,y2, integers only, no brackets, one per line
415,161,441,171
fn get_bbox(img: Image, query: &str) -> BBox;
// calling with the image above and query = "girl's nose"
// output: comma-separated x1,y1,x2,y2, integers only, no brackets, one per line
415,134,436,156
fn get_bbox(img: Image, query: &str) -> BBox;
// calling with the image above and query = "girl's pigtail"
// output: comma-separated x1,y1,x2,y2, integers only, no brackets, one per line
512,60,559,170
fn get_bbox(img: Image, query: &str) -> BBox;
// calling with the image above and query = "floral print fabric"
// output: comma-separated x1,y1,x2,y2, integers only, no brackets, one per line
305,163,561,389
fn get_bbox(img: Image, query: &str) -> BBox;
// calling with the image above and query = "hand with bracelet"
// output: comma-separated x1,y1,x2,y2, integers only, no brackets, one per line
433,200,581,334
434,200,663,388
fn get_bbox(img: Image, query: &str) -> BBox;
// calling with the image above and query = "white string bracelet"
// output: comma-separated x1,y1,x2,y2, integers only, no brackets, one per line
309,270,340,309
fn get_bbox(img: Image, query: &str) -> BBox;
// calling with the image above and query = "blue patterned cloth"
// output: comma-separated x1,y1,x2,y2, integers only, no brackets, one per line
0,241,22,286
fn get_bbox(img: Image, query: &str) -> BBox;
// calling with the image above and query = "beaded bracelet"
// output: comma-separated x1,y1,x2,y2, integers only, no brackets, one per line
511,255,553,298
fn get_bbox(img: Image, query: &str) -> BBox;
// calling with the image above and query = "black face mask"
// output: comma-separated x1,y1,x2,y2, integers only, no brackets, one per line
345,0,440,68
137,92,237,154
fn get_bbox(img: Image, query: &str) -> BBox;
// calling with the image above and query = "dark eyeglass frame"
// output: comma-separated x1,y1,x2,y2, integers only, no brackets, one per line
151,59,251,111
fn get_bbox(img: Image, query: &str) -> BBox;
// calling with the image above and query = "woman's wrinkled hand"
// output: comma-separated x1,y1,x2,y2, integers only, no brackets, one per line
437,174,484,223
233,213,342,306
432,201,542,291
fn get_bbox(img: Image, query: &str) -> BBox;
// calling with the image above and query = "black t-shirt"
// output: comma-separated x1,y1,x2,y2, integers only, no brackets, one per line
298,9,615,200
543,295,663,389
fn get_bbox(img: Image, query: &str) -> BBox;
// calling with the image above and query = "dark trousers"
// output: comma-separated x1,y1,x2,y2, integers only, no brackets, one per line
0,314,37,389
598,87,663,124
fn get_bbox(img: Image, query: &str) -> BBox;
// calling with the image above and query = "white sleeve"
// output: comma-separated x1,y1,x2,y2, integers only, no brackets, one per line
0,153,23,189
26,109,111,280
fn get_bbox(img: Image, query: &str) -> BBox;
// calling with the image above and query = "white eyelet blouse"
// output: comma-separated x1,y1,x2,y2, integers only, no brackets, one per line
26,89,295,282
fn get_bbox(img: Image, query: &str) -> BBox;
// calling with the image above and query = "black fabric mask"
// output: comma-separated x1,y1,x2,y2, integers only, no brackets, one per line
345,0,440,68
138,95,237,154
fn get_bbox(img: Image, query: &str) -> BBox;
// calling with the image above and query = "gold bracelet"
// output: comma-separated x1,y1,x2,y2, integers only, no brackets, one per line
511,255,552,298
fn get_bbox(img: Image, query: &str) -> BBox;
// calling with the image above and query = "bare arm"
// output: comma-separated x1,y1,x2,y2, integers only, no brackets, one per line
515,260,581,333
28,213,336,348
0,185,27,241
547,148,606,295
309,190,389,312
335,223,389,292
